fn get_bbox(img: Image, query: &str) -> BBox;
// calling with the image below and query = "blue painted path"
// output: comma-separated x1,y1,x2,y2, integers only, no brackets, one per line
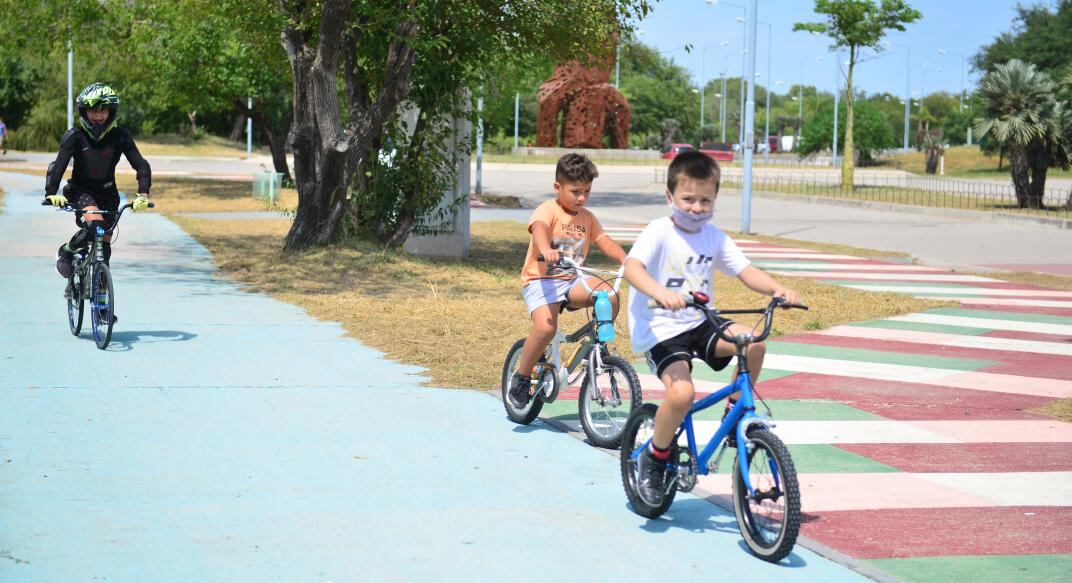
0,172,869,581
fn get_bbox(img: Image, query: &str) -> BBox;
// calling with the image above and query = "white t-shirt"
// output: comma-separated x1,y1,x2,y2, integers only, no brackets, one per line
626,217,751,353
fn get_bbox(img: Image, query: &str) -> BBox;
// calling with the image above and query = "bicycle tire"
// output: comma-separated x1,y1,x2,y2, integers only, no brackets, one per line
66,269,85,336
620,403,676,518
579,354,642,449
732,429,801,562
500,338,545,425
90,263,115,350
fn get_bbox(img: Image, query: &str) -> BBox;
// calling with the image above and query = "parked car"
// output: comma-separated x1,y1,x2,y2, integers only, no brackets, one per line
660,143,696,159
699,141,735,162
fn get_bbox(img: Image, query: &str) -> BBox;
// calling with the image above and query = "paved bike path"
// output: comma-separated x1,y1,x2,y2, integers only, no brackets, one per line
0,172,867,581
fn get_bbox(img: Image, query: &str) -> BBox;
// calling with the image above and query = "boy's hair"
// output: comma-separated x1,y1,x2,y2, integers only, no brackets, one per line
667,151,721,193
555,153,599,184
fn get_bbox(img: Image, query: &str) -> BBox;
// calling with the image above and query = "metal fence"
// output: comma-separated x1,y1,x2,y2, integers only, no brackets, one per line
656,169,1072,220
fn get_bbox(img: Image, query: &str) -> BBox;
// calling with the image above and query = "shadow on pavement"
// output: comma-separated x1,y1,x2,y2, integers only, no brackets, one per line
107,329,198,351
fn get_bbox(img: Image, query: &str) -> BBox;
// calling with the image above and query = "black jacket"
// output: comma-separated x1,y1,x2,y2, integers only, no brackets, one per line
44,127,151,196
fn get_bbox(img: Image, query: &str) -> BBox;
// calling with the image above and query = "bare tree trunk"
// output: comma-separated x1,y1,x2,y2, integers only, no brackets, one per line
187,111,198,134
841,49,855,192
1009,145,1031,208
229,110,247,142
1028,158,1048,209
278,0,417,252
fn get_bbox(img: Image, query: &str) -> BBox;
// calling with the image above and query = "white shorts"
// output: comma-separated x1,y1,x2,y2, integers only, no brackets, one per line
522,277,583,314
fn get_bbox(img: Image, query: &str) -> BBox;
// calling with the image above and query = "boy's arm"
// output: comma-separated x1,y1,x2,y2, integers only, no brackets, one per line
121,133,152,196
736,265,802,305
44,130,78,197
530,220,559,264
624,258,687,310
593,235,628,265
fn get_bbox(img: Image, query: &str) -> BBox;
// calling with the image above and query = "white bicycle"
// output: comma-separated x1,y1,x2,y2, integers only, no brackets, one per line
501,256,642,448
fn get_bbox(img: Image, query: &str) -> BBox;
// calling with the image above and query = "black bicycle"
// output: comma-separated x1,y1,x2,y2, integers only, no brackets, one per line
43,200,153,349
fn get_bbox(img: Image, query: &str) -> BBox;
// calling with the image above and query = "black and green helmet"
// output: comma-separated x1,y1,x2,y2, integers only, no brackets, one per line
75,83,120,141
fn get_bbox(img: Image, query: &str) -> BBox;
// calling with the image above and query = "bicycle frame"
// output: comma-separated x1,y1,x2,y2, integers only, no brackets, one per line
534,261,624,396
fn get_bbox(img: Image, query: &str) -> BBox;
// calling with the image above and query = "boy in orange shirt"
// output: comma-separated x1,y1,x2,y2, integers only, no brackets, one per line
507,153,628,408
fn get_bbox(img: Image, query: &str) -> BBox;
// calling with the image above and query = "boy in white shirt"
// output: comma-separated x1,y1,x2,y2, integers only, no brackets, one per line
623,151,801,506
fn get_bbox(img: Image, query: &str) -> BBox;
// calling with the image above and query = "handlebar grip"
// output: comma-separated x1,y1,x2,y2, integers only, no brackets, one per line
41,199,50,206
780,303,809,311
536,255,544,262
148,202,156,209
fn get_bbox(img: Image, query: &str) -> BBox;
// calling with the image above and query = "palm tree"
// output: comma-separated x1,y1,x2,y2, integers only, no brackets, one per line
974,59,1071,209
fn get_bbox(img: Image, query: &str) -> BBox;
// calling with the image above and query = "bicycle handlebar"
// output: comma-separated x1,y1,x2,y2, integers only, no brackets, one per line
41,200,155,234
647,291,808,345
536,253,624,294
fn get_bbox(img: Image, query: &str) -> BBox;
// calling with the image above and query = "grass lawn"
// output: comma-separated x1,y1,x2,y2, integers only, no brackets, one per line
136,134,271,158
888,145,1072,179
159,178,950,392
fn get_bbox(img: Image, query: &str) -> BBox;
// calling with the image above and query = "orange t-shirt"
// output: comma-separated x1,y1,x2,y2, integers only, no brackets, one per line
521,199,608,283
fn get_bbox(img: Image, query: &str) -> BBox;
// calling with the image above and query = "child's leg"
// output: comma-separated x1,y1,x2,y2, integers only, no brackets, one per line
652,360,695,449
564,276,621,317
515,303,559,379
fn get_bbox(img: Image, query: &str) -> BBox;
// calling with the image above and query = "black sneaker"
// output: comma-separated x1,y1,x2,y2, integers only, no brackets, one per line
636,448,668,506
55,244,74,278
507,372,531,409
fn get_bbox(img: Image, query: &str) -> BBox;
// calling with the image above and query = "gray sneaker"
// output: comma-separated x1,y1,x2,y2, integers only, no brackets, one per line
636,448,668,506
507,372,531,409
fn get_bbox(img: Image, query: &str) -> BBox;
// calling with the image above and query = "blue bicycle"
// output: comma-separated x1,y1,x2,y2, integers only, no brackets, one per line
620,292,807,562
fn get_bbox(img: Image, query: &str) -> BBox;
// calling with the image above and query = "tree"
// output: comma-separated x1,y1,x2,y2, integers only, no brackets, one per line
794,0,920,190
975,59,1072,209
797,100,896,160
973,1,1072,78
273,1,651,251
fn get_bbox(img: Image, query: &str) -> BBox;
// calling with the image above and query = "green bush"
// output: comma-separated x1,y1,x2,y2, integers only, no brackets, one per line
6,101,66,152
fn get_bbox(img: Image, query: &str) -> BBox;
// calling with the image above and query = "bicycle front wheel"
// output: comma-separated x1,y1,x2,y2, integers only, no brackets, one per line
500,338,544,425
732,429,801,562
579,353,641,449
90,264,115,350
66,269,85,336
620,403,675,518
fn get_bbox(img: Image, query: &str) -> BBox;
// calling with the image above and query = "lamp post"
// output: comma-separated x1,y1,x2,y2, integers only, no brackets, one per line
937,49,967,111
832,51,839,168
513,92,520,149
67,40,73,128
721,54,732,143
758,21,772,163
708,0,748,154
741,0,759,233
700,41,728,142
884,40,912,151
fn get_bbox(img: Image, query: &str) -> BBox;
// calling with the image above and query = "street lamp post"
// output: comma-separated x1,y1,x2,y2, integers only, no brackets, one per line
67,40,73,128
885,41,912,151
708,1,748,155
741,0,759,233
759,21,772,163
832,51,839,168
937,49,967,111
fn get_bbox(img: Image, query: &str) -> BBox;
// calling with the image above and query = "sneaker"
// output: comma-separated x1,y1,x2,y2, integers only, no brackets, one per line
636,448,668,506
55,244,74,278
507,372,531,409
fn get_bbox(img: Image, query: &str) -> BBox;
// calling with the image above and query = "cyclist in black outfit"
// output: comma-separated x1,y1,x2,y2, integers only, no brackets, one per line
44,82,152,278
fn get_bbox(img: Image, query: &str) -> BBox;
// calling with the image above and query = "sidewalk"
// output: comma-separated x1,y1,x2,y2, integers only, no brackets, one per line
0,171,866,580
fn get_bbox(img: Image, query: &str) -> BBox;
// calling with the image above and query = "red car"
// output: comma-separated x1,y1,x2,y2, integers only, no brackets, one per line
699,141,735,162
660,143,695,159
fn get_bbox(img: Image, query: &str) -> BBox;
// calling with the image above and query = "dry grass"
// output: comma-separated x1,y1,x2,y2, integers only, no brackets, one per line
1031,398,1072,422
136,134,270,158
889,145,1072,178
121,176,298,214
174,215,949,391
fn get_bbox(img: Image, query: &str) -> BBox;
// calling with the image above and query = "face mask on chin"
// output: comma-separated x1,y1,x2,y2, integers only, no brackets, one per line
666,193,713,232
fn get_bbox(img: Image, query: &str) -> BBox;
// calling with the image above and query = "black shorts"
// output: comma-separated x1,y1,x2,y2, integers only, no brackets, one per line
645,317,736,379
67,182,120,229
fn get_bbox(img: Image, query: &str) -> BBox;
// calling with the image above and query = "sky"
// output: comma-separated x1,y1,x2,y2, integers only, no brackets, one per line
632,0,1031,99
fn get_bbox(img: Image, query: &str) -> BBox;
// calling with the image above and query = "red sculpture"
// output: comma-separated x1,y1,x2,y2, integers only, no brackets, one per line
536,39,631,149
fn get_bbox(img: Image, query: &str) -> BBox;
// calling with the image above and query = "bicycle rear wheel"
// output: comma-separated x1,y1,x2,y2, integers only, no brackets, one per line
90,264,115,350
732,429,801,562
620,403,675,518
66,269,85,336
501,338,545,425
579,353,641,448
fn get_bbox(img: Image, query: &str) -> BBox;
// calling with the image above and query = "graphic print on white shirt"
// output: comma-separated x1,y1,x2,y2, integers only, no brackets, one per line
626,217,750,353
